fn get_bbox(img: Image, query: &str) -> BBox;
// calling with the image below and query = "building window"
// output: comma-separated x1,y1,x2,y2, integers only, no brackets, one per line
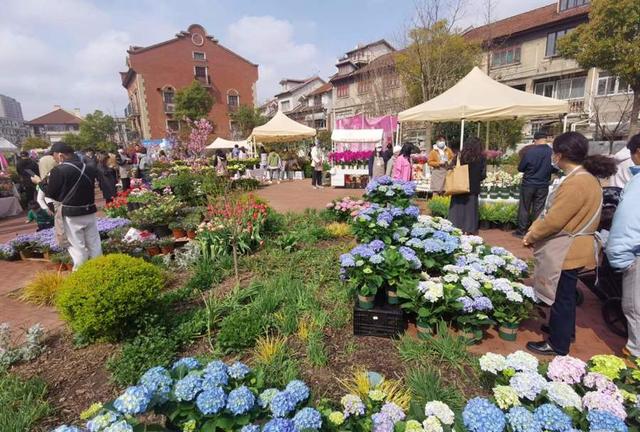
358,79,371,94
227,90,239,107
195,66,208,84
281,100,290,111
313,95,322,107
546,28,572,57
167,120,179,131
382,74,399,89
163,88,174,104
491,46,521,68
337,84,349,98
597,72,633,96
534,76,586,100
559,0,589,12
314,119,326,129
193,51,206,60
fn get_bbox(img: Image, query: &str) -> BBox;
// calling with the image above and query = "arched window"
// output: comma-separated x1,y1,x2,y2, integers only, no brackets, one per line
162,86,175,104
227,89,239,108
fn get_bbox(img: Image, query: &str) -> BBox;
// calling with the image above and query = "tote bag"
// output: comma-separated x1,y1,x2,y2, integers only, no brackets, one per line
444,158,470,195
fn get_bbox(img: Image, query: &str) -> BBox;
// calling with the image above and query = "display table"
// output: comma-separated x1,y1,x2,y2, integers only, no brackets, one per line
330,167,368,187
0,196,22,218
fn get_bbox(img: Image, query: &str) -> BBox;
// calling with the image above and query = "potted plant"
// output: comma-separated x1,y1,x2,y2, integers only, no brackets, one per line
50,252,73,271
340,241,386,309
143,239,161,256
159,237,175,254
453,295,494,345
169,220,186,239
381,246,421,305
482,279,536,341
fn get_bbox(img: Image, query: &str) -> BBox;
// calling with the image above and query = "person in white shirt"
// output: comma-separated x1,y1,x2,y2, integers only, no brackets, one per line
608,147,634,189
310,141,324,189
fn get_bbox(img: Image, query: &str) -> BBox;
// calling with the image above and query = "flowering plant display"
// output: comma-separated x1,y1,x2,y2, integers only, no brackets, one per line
3,229,62,255
397,273,464,329
480,278,536,326
482,171,522,190
128,195,182,228
340,241,387,298
351,204,420,244
364,176,416,208
126,188,157,205
328,150,373,167
326,197,370,222
403,216,461,270
477,350,640,430
53,358,321,432
104,190,130,218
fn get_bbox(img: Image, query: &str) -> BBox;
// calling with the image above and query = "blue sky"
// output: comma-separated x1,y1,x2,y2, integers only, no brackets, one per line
0,0,552,119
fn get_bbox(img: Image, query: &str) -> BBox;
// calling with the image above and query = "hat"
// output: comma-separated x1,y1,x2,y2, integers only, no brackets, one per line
533,131,548,140
50,142,74,154
393,145,402,154
375,143,383,149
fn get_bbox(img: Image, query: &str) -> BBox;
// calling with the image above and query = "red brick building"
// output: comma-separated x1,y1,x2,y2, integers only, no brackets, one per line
120,24,258,140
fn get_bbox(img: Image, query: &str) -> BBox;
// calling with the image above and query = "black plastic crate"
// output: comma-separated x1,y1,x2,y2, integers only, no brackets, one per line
353,302,407,339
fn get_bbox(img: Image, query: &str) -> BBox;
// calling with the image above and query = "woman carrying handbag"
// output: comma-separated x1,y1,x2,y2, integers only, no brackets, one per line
523,132,616,356
447,138,486,234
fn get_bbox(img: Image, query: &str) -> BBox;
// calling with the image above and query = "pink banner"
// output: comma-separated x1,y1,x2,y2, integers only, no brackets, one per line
335,114,397,151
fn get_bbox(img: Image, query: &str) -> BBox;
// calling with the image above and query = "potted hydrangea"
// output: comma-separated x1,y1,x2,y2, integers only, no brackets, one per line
381,246,421,305
482,278,536,341
340,241,386,309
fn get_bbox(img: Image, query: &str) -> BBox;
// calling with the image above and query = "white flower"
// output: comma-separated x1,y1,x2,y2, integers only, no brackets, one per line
510,372,547,400
422,416,443,432
442,265,464,274
443,274,459,283
418,281,444,303
424,401,454,425
546,382,582,411
506,351,539,373
479,353,507,374
506,291,523,303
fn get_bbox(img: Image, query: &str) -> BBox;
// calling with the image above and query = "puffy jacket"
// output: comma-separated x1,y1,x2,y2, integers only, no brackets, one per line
392,155,412,181
607,166,640,270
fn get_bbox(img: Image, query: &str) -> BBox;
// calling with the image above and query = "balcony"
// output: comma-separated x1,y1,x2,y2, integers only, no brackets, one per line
164,103,175,113
568,99,585,114
195,75,211,86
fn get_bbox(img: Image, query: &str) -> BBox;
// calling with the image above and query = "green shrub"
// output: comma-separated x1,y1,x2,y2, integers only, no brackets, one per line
216,307,267,353
0,373,52,432
427,196,450,217
56,254,164,341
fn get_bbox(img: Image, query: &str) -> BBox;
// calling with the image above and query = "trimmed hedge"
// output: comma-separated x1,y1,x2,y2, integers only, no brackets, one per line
56,254,164,341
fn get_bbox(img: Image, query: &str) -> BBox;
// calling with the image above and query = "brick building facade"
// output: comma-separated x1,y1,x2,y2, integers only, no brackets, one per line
120,24,258,140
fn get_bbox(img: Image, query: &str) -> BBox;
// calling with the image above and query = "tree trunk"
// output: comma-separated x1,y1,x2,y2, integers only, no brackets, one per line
629,88,640,138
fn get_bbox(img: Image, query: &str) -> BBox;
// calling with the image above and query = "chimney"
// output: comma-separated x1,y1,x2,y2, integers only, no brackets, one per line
74,108,81,117
53,104,61,110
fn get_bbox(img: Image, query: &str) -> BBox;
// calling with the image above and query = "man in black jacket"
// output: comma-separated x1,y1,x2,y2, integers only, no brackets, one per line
16,151,39,206
46,142,102,269
514,131,554,237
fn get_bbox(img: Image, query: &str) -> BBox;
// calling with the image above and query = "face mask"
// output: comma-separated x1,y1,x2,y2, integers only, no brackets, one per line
436,141,445,149
551,154,560,170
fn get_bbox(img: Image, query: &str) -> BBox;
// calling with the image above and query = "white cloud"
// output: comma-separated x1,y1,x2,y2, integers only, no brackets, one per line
225,15,333,103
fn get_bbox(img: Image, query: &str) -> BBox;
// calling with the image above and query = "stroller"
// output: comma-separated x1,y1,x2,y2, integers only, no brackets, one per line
577,186,627,337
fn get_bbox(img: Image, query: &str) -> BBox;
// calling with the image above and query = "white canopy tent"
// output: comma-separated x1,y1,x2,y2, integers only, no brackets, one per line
250,111,316,144
0,137,19,153
331,129,384,144
397,67,569,146
206,137,248,151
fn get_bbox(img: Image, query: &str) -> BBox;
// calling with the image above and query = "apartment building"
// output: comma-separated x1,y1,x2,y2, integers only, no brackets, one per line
464,0,633,139
120,24,258,140
273,77,326,114
330,40,408,122
0,94,29,147
25,106,83,144
288,83,333,130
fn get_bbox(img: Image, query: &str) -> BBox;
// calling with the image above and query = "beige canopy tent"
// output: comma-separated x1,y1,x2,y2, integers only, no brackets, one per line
250,111,316,144
206,137,248,151
0,137,19,153
397,67,569,146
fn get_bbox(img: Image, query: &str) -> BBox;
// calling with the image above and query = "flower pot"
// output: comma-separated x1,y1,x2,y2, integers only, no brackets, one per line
386,288,399,305
460,328,484,345
146,245,161,256
416,320,433,340
357,294,375,309
161,244,175,254
186,230,197,240
479,220,491,230
65,262,73,271
498,322,519,341
172,228,186,239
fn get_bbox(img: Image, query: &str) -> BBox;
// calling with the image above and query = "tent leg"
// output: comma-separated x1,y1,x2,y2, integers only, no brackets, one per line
460,119,465,149
563,115,568,132
486,121,490,150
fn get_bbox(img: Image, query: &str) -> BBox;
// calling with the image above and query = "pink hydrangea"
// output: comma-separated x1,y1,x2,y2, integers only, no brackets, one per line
583,372,618,393
547,356,587,384
582,390,627,419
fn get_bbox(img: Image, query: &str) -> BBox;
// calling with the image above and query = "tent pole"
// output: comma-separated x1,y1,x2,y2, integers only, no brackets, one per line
460,119,465,149
477,122,480,138
562,114,568,132
486,121,490,150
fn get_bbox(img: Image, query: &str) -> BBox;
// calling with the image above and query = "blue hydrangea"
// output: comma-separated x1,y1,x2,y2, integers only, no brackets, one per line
285,380,310,404
462,397,506,432
259,388,280,408
226,385,255,415
380,402,405,423
369,239,385,252
369,254,384,264
196,387,227,415
171,357,201,371
173,374,203,402
371,412,394,432
587,410,628,432
87,411,119,431
241,424,261,432
228,361,250,379
376,212,393,228
340,253,356,268
113,385,151,415
104,420,133,432
352,244,374,258
404,206,420,218
53,427,84,432
293,407,323,430
458,296,475,313
263,418,296,432
506,407,542,432
473,296,493,312
270,390,297,418
139,367,172,403
532,404,573,431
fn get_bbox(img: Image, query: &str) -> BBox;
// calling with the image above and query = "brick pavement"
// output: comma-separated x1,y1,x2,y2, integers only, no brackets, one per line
0,180,626,358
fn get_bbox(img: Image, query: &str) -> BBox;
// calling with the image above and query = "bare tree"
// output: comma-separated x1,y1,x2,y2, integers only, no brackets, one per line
592,93,634,154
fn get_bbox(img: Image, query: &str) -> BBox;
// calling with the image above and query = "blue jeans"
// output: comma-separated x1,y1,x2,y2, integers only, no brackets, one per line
549,269,579,354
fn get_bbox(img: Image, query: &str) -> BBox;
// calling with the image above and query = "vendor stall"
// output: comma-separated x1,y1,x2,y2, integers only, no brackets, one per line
329,129,383,188
206,137,249,152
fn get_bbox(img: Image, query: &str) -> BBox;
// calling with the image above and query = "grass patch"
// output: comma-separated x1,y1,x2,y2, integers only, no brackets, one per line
0,373,52,432
396,324,473,372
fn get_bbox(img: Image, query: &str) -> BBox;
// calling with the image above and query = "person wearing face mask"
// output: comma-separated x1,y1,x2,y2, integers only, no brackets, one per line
368,143,387,180
523,132,617,356
606,133,640,358
514,131,555,238
427,136,454,195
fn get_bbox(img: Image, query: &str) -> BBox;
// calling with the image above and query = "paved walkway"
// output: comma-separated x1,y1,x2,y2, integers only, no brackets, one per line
0,181,626,359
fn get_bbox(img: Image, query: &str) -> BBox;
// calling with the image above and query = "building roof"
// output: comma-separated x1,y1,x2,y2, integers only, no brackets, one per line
307,82,333,96
330,51,400,83
278,78,306,85
345,39,395,55
274,76,325,98
463,2,590,43
26,108,83,126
